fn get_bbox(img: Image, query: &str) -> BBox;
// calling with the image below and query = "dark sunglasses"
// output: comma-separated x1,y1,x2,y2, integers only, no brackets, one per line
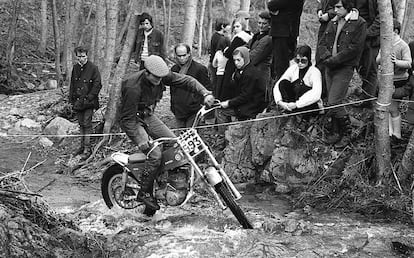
294,57,309,64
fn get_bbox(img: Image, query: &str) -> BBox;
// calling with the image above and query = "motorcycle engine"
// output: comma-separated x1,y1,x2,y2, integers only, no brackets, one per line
162,168,189,206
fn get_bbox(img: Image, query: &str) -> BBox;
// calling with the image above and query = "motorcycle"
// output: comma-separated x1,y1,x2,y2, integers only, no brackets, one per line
101,104,253,229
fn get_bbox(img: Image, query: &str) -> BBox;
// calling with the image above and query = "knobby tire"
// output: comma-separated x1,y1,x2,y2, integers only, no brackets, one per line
215,182,253,229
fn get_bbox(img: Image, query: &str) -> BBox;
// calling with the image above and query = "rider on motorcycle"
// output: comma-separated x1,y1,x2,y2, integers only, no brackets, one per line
119,55,215,211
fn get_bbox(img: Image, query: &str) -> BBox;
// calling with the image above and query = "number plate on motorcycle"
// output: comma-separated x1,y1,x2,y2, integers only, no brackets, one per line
177,128,203,155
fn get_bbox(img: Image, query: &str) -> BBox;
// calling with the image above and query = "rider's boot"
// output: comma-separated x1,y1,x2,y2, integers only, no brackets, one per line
137,167,160,210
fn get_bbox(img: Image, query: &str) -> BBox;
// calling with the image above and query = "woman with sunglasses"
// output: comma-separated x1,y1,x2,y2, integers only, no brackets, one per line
273,44,322,117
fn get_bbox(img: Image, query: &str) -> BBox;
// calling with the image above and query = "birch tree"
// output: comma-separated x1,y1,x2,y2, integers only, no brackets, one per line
102,0,119,94
375,0,394,184
198,0,207,56
225,0,240,19
39,0,48,55
50,0,62,85
181,0,198,47
94,0,107,69
90,0,140,157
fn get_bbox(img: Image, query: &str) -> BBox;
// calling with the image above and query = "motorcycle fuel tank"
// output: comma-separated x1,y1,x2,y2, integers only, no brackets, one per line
160,145,189,171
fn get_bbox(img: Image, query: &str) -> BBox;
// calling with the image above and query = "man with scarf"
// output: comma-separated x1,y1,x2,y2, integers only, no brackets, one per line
170,43,210,128
219,46,267,121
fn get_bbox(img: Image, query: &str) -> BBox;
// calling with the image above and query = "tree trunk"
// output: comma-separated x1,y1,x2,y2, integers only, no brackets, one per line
162,0,167,38
77,3,93,46
239,0,250,29
182,0,198,47
400,130,414,180
375,0,394,184
395,0,406,25
6,0,20,69
225,0,240,19
116,0,133,45
39,0,48,55
240,0,250,11
102,0,119,95
401,0,412,40
103,3,139,135
206,0,213,52
197,0,207,57
94,0,107,69
50,0,62,86
166,0,172,46
62,0,72,80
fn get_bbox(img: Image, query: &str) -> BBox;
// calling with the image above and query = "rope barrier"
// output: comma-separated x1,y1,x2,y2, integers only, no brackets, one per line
0,97,378,138
2,94,414,139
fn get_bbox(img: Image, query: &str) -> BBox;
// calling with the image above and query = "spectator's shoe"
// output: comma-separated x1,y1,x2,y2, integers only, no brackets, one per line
324,133,341,145
137,191,160,210
80,146,92,160
334,135,350,149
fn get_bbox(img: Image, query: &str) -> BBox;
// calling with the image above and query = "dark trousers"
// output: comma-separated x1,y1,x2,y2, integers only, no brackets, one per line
77,108,93,147
325,66,354,118
121,115,176,192
271,36,297,80
279,79,319,116
358,43,380,97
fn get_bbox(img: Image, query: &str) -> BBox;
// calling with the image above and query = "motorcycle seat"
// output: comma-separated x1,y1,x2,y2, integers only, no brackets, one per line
128,153,147,163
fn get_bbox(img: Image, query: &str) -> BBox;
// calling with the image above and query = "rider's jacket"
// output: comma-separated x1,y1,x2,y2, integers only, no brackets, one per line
119,70,210,125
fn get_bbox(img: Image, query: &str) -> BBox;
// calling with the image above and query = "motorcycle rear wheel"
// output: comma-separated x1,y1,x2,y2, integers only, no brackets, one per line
101,166,143,210
214,182,253,229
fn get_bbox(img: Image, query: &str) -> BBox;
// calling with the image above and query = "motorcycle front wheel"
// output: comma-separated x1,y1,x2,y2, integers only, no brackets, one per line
214,182,253,229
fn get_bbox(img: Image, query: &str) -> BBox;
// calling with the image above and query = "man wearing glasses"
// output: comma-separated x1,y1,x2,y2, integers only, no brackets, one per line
69,46,102,159
317,0,367,148
119,55,214,211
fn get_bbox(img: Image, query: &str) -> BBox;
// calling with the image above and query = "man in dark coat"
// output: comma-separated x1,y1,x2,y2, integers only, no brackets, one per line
248,10,272,105
171,43,210,128
120,55,214,211
318,0,367,148
267,0,304,80
69,46,102,159
133,12,166,69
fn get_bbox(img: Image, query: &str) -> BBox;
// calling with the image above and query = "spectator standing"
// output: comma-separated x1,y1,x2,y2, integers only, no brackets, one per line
267,0,304,80
170,43,210,128
209,18,231,96
273,45,322,117
315,0,336,99
69,46,102,159
133,12,166,69
218,46,267,122
248,11,273,105
216,17,252,102
318,0,367,148
119,55,214,210
376,19,412,141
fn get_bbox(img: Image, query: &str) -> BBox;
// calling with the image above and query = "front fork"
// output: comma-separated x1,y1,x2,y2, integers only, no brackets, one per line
180,139,242,210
